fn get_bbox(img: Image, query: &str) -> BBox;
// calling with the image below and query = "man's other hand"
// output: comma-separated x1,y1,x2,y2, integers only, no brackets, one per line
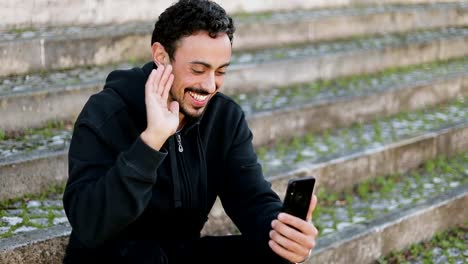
269,195,319,263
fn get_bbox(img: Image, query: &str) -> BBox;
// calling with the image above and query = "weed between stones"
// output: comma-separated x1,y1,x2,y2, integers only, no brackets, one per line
377,223,468,264
258,97,468,175
0,184,66,239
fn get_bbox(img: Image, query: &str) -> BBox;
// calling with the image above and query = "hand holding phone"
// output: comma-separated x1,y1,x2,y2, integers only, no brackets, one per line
282,176,316,220
270,176,318,263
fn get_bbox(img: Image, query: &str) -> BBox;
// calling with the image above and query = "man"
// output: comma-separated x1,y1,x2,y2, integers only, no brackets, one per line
63,0,318,263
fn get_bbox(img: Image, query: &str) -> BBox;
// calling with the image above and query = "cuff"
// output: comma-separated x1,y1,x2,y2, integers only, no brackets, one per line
122,136,167,180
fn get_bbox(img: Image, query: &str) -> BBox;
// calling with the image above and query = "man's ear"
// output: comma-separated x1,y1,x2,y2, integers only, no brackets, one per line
151,42,170,66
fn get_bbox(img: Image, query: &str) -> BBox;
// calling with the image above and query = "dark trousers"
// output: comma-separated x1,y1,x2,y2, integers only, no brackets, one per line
63,235,289,264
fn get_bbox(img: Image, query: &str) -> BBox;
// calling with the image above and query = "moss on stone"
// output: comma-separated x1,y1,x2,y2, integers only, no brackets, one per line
378,224,467,264
5,120,71,140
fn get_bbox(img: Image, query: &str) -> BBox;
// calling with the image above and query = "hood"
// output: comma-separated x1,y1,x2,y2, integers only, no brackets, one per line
102,61,208,212
103,61,155,130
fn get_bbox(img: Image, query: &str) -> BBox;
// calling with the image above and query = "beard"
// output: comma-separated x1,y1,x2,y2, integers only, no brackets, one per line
179,103,206,120
171,87,210,121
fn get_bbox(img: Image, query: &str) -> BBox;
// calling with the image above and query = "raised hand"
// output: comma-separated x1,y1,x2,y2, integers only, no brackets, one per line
140,65,180,151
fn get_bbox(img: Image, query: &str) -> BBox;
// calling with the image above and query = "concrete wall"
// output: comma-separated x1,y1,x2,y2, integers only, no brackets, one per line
1,0,461,30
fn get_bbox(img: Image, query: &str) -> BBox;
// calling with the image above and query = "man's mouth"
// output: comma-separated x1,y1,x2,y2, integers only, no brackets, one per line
185,88,211,108
188,91,208,102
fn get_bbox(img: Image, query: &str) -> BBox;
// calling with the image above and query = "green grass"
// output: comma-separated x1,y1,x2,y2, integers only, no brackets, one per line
294,151,304,163
256,147,267,161
3,120,71,141
312,153,468,234
232,27,468,65
373,122,383,142
233,57,468,117
377,223,467,264
47,210,58,226
126,57,139,65
257,96,468,176
290,137,302,152
356,181,371,200
276,139,287,158
345,194,354,219
0,184,65,211
322,129,336,152
0,184,66,238
8,27,36,34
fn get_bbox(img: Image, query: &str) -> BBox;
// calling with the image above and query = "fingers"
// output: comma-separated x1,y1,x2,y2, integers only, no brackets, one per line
145,69,159,97
149,66,164,91
162,73,174,103
157,65,173,95
268,240,306,264
307,194,318,222
145,65,173,97
273,216,317,248
269,214,318,263
269,229,309,256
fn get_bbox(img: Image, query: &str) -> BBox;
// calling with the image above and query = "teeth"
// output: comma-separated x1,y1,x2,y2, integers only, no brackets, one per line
189,91,208,101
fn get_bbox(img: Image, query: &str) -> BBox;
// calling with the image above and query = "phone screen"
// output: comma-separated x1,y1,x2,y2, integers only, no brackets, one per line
282,177,316,220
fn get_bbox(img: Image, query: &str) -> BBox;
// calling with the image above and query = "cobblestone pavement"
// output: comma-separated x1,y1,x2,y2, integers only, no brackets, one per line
0,192,68,238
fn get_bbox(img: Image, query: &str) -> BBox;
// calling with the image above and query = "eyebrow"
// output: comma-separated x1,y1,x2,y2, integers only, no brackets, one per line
189,61,230,69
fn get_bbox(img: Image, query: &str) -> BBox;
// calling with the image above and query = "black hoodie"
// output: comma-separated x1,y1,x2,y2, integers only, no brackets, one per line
63,62,284,262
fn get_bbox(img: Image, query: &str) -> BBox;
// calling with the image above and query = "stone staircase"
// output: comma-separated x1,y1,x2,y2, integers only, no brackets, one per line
1,1,467,263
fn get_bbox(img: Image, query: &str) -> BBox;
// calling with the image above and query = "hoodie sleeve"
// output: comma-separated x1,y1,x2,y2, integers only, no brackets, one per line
63,121,167,247
217,111,287,262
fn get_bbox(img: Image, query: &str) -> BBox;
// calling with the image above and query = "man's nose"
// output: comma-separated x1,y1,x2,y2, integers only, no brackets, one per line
202,72,216,93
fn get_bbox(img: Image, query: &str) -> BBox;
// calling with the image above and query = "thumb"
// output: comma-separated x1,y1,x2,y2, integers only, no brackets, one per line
306,194,318,222
169,101,179,114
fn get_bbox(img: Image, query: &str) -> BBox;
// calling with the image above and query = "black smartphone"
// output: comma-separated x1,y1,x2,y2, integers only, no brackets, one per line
282,176,316,220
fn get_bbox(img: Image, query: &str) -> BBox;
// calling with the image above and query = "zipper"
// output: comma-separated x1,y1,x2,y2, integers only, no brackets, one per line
174,132,192,207
169,136,182,208
176,132,184,152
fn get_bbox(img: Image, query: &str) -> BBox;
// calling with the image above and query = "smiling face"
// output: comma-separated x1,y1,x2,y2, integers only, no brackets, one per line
158,31,232,124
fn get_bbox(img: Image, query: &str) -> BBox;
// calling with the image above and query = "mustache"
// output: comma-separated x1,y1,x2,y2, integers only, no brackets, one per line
186,87,210,95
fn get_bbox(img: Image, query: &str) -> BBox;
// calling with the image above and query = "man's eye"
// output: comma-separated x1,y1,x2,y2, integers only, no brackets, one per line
216,71,226,76
192,69,204,74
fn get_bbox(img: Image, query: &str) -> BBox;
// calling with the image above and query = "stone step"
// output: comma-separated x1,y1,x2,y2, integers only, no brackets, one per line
1,3,467,77
1,32,467,133
0,225,69,264
259,97,468,187
3,0,464,30
205,152,468,234
245,59,468,146
0,188,67,239
204,97,468,235
1,58,467,148
1,152,466,263
377,223,467,263
257,97,468,191
226,27,468,94
1,97,467,200
235,2,468,51
0,122,72,201
310,184,467,264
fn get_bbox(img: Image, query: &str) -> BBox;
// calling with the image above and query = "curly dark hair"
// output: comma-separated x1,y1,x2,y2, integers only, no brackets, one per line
151,0,236,61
